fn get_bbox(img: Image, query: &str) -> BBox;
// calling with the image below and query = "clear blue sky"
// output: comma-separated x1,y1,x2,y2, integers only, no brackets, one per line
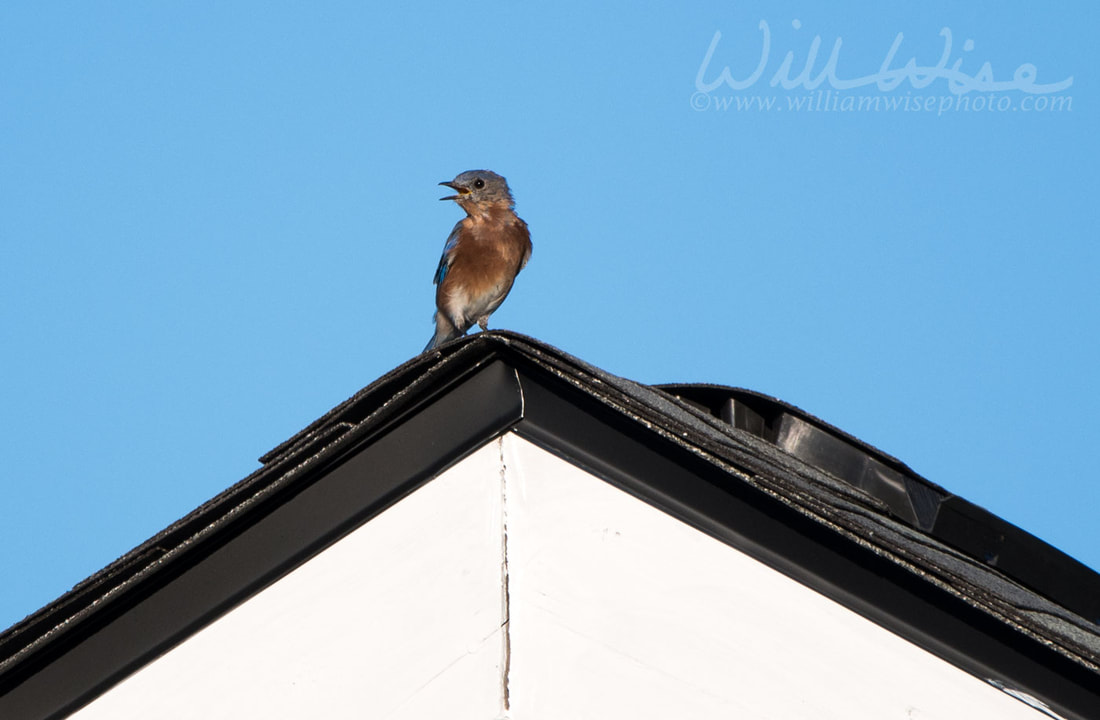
1,2,1096,631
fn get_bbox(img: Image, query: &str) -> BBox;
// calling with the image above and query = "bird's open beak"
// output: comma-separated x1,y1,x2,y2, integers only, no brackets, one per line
439,181,471,201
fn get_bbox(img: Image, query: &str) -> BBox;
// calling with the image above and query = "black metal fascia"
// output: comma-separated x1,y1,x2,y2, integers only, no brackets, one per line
0,359,524,720
1,336,1098,720
508,363,1100,720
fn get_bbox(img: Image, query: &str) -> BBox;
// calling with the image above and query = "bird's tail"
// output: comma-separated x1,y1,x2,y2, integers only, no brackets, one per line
423,313,463,353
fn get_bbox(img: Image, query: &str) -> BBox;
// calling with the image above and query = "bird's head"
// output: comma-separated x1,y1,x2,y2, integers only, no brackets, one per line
439,170,514,212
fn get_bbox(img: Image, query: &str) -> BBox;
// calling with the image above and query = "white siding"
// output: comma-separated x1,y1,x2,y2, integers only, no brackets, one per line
71,434,1056,719
502,435,1056,720
71,441,507,720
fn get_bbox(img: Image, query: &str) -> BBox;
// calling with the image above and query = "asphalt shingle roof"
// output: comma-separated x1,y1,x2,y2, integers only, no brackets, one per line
2,331,1097,720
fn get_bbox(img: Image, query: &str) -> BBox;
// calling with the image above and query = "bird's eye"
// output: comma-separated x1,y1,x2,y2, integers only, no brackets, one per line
474,178,485,189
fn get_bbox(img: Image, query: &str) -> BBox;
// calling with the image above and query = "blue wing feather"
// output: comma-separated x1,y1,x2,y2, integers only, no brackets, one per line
433,228,460,286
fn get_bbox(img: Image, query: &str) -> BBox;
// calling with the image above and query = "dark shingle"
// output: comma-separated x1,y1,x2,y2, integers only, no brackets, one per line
1,331,1097,720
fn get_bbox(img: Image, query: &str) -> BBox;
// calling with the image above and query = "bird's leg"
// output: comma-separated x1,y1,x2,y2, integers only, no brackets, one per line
477,315,489,332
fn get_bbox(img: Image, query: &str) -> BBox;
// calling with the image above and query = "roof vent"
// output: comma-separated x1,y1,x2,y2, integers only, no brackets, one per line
656,383,1100,624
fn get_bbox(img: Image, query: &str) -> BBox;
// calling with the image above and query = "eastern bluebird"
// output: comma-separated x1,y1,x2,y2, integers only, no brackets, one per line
423,170,532,352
